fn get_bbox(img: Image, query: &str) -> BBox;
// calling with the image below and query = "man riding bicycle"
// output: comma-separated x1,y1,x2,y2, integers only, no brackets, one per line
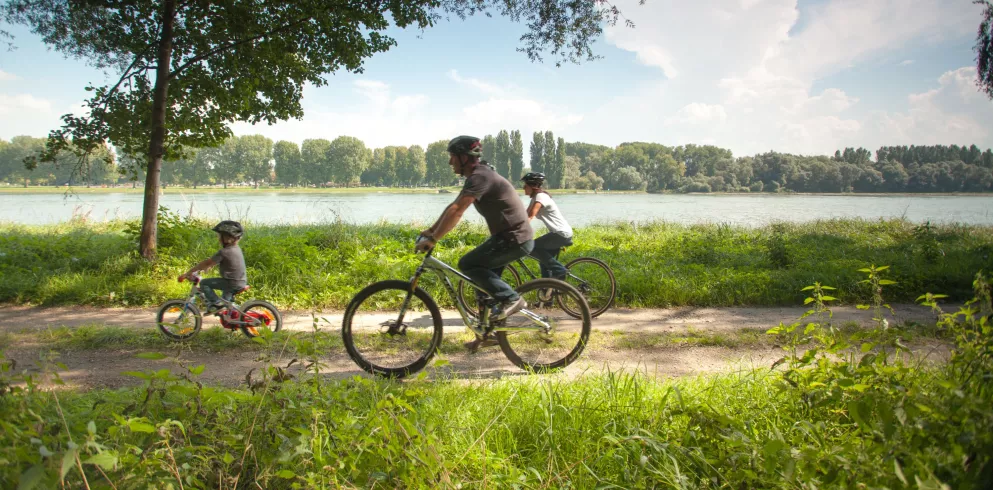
416,135,535,350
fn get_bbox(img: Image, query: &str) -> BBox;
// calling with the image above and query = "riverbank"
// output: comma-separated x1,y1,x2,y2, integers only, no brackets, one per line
1,218,990,309
2,184,992,197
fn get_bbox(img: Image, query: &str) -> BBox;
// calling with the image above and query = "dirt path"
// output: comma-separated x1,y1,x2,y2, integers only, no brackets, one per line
1,304,952,390
0,303,945,333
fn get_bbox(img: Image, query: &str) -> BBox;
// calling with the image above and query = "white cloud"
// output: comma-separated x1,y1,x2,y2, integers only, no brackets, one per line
448,70,504,95
899,60,915,66
232,72,584,164
861,67,993,146
231,81,448,149
665,103,727,126
0,70,18,81
0,93,53,113
594,0,989,156
463,98,583,130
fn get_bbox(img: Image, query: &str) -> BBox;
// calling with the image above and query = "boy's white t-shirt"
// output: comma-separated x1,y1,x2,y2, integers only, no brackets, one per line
533,192,573,238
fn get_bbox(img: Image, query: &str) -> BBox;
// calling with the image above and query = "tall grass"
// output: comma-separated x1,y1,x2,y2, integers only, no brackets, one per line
1,216,991,309
1,355,988,488
1,268,990,489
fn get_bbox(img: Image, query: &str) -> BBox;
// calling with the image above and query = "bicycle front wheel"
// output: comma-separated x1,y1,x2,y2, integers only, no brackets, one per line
342,280,444,378
496,278,592,373
156,299,202,341
561,257,616,318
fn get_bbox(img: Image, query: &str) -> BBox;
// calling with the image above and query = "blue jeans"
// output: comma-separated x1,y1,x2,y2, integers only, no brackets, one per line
531,233,573,279
458,236,535,303
200,278,235,305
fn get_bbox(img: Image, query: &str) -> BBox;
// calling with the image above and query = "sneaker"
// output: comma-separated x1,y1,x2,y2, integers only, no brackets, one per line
490,297,526,321
204,302,226,315
463,336,499,353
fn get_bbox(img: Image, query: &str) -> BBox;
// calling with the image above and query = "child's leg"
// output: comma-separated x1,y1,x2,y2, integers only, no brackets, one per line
199,278,227,305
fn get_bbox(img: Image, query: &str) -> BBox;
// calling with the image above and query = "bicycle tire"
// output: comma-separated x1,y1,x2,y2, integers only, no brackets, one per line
341,280,444,379
455,264,522,320
496,278,592,373
560,257,616,319
156,299,203,341
238,300,283,338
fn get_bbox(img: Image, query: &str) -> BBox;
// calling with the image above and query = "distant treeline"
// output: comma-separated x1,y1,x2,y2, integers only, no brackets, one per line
2,133,991,193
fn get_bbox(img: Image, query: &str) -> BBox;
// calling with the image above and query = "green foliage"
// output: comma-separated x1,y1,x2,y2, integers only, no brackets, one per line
2,272,992,488
976,0,993,100
3,217,993,309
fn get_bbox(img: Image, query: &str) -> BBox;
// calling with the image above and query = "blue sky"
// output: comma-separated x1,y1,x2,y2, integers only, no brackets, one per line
1,0,990,161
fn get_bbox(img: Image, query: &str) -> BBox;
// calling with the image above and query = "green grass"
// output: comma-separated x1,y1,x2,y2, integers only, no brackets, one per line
1,357,989,488
1,218,991,310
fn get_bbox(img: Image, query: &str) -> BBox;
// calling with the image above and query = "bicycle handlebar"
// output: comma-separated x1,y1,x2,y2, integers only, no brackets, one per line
178,271,202,284
414,234,435,258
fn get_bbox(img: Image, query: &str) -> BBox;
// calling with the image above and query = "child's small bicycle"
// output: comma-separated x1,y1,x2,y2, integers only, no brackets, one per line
155,272,283,340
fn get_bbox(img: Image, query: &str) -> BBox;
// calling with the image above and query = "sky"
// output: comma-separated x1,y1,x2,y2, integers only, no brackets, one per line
0,0,991,162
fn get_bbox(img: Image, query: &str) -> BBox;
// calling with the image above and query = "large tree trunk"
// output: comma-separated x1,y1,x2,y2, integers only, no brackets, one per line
139,0,177,260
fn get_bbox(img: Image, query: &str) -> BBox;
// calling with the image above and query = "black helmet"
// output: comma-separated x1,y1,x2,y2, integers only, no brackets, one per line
212,220,244,239
447,135,482,157
521,172,546,187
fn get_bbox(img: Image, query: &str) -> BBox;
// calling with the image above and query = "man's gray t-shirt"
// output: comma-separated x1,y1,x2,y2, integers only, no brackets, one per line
210,245,248,288
460,164,533,244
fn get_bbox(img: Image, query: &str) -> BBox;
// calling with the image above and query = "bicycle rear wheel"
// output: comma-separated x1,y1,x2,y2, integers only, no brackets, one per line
455,264,522,320
496,278,591,373
560,257,616,318
342,280,444,378
238,300,283,338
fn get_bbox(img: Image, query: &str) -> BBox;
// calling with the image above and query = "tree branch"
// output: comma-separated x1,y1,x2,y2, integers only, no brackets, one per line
168,16,313,79
95,42,156,111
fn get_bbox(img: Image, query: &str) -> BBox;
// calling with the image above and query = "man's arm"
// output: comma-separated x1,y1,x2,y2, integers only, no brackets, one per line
425,201,458,234
418,194,476,249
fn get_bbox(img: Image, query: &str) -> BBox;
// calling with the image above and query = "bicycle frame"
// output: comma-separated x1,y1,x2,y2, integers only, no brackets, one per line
511,250,583,284
178,273,257,328
396,249,553,336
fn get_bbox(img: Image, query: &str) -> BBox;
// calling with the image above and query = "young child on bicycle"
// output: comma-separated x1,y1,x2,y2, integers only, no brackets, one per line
179,220,248,314
521,172,573,280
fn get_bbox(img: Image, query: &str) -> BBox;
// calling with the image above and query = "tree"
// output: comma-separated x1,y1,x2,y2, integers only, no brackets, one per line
5,0,633,259
530,132,545,174
404,145,427,186
563,155,581,188
548,136,566,188
977,0,993,99
214,138,244,189
425,140,451,186
494,130,511,178
574,170,603,191
327,136,369,186
238,135,274,188
541,131,559,187
482,134,496,166
190,146,220,188
301,139,332,186
611,166,645,191
510,130,524,182
274,141,303,187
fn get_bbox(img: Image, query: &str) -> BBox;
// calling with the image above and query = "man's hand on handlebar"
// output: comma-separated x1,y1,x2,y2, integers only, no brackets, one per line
414,233,436,253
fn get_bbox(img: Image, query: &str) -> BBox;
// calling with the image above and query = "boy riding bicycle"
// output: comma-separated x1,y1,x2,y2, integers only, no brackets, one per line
179,220,247,315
